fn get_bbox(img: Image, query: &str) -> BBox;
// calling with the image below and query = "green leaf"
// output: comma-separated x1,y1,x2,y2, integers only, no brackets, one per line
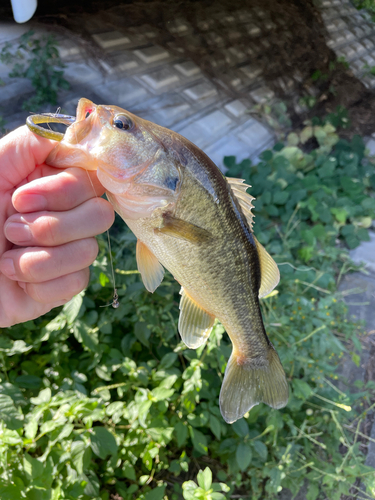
232,418,249,438
223,156,236,168
357,228,370,242
306,482,319,500
144,484,166,500
189,426,208,454
134,321,151,346
351,353,360,367
0,383,25,407
30,387,51,405
24,419,38,440
23,453,44,479
175,422,188,447
273,190,289,205
209,414,221,440
122,462,136,481
63,292,83,325
0,482,24,500
0,394,22,430
90,427,118,459
2,340,32,356
151,387,174,401
345,234,360,249
197,467,212,491
253,440,268,460
73,320,99,352
331,207,348,223
293,379,313,400
182,480,198,500
71,441,91,474
236,442,252,471
211,493,226,500
159,374,178,389
99,272,110,287
160,352,178,369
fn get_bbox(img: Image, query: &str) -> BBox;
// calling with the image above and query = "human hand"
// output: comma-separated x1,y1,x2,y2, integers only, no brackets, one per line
0,126,114,328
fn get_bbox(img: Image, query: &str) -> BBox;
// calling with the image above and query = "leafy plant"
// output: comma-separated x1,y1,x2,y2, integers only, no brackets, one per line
353,0,375,20
251,100,292,135
0,30,69,110
182,467,229,499
0,125,374,499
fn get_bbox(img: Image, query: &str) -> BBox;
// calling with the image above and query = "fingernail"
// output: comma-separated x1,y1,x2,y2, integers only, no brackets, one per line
16,194,47,212
5,222,32,244
0,258,16,279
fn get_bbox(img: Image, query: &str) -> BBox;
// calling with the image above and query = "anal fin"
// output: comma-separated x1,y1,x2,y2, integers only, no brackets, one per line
179,288,215,348
136,240,164,293
254,237,280,298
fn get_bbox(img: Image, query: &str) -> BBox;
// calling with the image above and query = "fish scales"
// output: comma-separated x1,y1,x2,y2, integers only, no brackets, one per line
126,166,266,354
26,98,289,423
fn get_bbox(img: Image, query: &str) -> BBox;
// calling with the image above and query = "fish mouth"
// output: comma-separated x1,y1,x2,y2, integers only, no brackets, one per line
64,98,101,145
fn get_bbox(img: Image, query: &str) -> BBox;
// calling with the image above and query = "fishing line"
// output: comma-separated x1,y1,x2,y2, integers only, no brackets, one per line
84,166,119,309
69,112,118,309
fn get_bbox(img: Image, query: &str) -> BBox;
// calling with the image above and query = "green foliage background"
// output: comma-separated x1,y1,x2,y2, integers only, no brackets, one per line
0,30,69,110
0,126,375,499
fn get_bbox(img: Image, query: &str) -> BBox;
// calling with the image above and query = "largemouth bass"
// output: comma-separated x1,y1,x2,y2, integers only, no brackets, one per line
27,98,288,423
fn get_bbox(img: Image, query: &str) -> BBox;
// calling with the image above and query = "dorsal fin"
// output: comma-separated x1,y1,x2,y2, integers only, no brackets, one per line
254,237,280,298
227,177,255,230
178,288,215,348
136,240,164,293
227,177,278,297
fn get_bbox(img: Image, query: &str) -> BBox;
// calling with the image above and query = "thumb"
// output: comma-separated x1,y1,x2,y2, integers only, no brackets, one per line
0,125,57,191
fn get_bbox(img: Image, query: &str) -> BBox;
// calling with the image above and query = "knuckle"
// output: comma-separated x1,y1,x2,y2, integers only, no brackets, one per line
70,269,90,295
26,282,45,303
93,198,115,230
19,250,49,282
33,214,59,246
84,238,99,264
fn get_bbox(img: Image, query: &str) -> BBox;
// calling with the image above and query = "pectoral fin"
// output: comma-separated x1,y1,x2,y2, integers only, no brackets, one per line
254,237,280,298
136,240,164,293
155,213,211,244
179,288,215,348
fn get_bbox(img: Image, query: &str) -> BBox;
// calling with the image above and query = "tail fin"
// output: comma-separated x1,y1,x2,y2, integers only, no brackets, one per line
219,347,288,424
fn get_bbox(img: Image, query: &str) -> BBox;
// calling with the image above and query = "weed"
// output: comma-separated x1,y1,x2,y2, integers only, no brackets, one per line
0,30,69,111
0,125,374,499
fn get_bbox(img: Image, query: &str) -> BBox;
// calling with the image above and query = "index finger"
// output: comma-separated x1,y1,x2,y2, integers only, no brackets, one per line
13,167,105,213
0,125,57,191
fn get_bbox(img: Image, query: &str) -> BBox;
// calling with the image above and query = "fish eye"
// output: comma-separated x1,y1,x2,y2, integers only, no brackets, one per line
113,115,133,131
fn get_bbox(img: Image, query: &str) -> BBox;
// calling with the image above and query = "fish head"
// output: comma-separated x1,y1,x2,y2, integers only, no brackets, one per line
47,98,163,183
47,98,181,219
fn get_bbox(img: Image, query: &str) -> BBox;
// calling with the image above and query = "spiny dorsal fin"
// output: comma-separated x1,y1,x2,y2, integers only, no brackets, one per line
179,288,215,349
227,177,255,230
136,240,164,293
254,237,280,298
